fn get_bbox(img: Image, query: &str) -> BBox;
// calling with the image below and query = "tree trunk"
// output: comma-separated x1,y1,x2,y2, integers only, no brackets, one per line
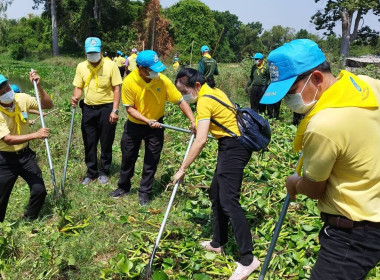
150,17,155,50
339,9,352,62
94,0,99,23
51,0,59,56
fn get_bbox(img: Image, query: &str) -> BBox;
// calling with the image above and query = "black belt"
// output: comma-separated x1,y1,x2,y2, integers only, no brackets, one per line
321,212,380,229
84,102,112,109
0,145,30,156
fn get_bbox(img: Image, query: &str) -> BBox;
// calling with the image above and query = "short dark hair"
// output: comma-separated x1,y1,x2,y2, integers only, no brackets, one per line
175,68,216,88
295,61,331,83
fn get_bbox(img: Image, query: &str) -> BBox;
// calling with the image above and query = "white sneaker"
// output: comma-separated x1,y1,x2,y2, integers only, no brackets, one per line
200,240,223,254
228,257,260,280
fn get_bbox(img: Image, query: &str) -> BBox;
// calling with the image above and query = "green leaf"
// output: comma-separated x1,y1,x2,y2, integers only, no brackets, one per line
204,252,217,260
152,270,169,280
193,273,211,280
67,254,75,266
302,225,315,232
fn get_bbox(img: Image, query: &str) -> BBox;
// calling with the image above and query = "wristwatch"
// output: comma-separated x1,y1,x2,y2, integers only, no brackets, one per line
112,109,119,115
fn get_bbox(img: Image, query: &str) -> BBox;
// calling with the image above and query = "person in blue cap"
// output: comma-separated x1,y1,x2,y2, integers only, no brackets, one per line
109,50,195,205
198,45,218,82
245,52,281,118
113,50,126,77
260,39,380,279
71,37,122,186
0,70,53,222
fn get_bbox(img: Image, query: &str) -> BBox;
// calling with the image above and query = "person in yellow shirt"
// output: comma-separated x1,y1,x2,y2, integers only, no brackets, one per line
172,68,260,280
260,39,380,279
173,57,180,70
113,50,126,77
103,52,111,61
71,37,122,186
125,48,138,76
0,70,53,222
109,50,195,205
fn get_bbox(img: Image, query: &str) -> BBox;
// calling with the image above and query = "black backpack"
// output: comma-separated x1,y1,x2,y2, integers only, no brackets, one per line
204,94,271,152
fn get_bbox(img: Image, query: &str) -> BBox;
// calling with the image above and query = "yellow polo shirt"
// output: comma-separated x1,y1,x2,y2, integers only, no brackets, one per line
73,59,122,105
303,75,380,222
122,69,183,124
196,84,240,139
0,93,37,152
113,56,126,67
127,54,137,71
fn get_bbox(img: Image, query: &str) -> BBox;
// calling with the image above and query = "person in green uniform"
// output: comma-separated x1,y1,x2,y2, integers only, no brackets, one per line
198,45,218,82
245,53,281,119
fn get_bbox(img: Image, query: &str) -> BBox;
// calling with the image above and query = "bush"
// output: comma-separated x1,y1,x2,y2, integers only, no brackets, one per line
9,44,25,60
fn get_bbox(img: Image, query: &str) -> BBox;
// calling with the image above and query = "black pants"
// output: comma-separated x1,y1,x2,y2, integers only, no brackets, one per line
250,85,267,113
119,66,125,78
310,225,380,279
81,102,116,178
210,137,253,265
118,119,164,196
0,147,47,222
267,100,281,119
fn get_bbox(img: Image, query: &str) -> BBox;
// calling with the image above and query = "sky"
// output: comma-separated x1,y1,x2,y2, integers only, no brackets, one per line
6,0,380,36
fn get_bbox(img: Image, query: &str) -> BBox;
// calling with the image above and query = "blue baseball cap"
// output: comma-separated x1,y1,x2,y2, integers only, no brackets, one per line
0,74,8,86
252,53,263,59
260,39,326,104
201,45,209,52
85,37,101,53
136,50,166,72
11,84,20,93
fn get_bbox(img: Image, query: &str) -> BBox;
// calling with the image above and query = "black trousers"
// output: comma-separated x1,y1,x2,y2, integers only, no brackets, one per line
267,100,281,119
81,102,116,178
250,85,267,113
118,119,164,196
210,137,253,265
310,225,380,279
118,66,125,78
0,147,47,222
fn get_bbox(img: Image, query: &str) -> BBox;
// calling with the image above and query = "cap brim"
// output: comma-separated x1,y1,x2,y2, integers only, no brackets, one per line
149,61,166,72
85,47,101,53
260,76,297,104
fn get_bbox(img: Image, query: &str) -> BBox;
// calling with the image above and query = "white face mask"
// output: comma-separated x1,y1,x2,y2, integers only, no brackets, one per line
146,70,159,80
0,89,15,104
255,60,261,65
87,52,101,63
183,93,198,104
283,74,319,114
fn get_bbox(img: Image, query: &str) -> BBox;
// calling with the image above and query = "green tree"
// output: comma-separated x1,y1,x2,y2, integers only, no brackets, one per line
165,0,218,64
260,25,295,51
211,10,241,62
235,22,264,59
311,0,380,59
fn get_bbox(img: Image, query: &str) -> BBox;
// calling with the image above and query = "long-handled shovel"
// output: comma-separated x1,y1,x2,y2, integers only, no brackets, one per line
258,154,302,280
159,123,214,139
141,133,195,279
60,106,76,196
31,69,59,197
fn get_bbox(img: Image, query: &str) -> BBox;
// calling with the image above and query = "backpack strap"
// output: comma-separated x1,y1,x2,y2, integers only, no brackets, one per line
203,94,238,139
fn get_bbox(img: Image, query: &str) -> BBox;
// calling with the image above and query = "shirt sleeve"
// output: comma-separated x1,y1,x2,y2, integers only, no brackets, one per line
198,59,204,75
72,65,84,88
28,96,38,110
0,117,10,139
162,75,182,104
196,98,212,122
302,130,340,182
121,79,135,107
111,62,123,86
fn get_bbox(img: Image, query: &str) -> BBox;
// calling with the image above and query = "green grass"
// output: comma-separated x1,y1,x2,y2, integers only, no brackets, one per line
0,54,379,279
